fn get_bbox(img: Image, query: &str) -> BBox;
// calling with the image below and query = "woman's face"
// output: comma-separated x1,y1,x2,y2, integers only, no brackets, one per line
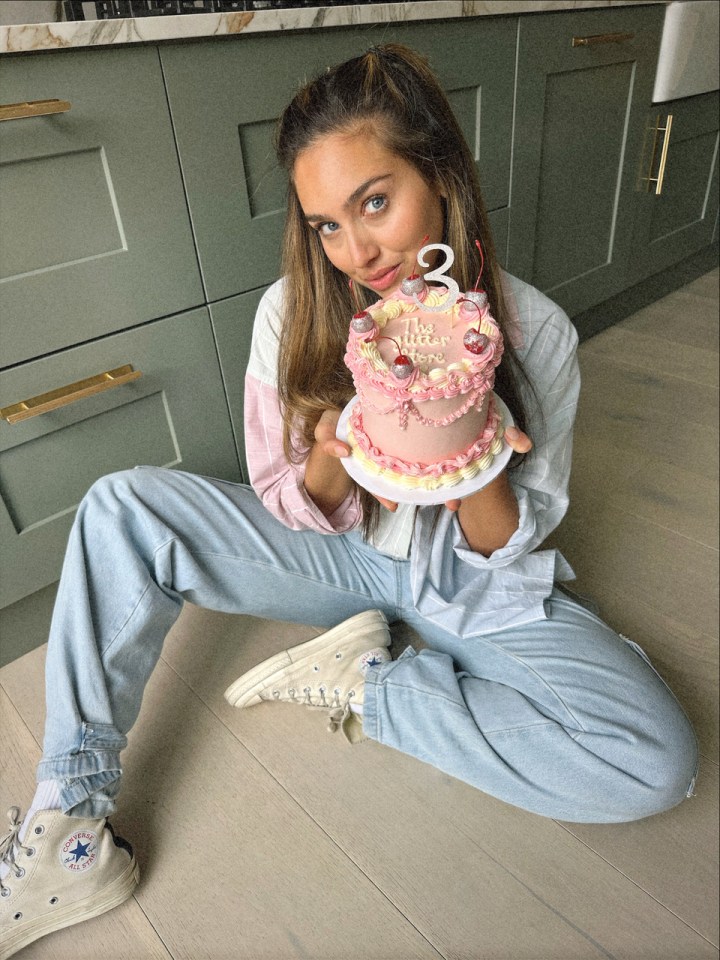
293,127,445,295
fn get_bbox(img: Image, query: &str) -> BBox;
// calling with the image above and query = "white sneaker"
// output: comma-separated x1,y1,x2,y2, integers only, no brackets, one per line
0,806,138,959
224,610,392,738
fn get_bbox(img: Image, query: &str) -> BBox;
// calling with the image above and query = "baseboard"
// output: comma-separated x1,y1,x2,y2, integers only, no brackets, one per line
571,243,719,342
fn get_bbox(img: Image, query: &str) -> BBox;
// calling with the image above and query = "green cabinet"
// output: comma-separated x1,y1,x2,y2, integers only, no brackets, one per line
631,91,719,283
508,5,666,316
0,307,240,609
0,46,204,367
209,286,269,482
160,15,517,301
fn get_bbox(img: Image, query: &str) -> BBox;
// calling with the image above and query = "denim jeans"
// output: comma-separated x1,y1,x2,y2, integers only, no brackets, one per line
38,467,697,823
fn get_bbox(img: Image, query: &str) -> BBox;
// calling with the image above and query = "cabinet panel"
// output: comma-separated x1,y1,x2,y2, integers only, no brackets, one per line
209,287,268,483
161,16,516,301
0,46,203,367
509,5,665,316
0,308,240,607
631,92,719,283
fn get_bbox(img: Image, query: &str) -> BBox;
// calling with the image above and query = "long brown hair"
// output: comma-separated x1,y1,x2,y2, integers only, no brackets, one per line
275,44,534,538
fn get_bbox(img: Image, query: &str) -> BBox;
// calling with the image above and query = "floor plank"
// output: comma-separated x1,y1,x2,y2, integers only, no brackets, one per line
560,759,719,945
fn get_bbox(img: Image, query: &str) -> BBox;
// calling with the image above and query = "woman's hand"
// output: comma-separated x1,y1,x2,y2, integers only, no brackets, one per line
303,409,354,516
313,410,400,513
313,408,350,460
444,425,533,514
447,425,532,556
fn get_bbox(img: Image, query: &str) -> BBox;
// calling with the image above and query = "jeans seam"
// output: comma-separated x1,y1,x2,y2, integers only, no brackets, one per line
189,548,381,601
469,635,589,735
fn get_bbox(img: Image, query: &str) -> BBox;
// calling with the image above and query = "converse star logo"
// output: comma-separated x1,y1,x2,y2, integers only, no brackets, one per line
364,655,384,668
60,830,98,872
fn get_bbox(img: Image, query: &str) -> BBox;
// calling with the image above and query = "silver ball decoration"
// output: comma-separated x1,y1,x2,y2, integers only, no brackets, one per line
351,311,374,333
391,355,414,379
463,329,490,355
401,274,426,296
463,290,489,311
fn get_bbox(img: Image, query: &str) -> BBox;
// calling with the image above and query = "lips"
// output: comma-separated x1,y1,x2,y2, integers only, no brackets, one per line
363,263,402,292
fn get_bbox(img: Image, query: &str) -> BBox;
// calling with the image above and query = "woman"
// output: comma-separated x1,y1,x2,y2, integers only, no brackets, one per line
0,44,697,959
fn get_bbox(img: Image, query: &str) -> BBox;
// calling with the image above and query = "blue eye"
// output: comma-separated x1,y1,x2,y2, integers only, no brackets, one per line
318,221,339,237
365,195,387,214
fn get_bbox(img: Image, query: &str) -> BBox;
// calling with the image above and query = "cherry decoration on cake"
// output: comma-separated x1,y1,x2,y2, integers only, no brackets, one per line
463,327,490,355
462,240,491,355
391,354,415,379
401,273,427,297
378,336,415,380
351,310,376,334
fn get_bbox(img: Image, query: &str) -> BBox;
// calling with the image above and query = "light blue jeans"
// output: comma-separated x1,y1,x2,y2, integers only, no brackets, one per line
38,467,698,823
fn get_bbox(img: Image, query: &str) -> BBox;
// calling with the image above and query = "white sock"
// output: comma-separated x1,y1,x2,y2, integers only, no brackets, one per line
21,780,63,840
0,781,63,882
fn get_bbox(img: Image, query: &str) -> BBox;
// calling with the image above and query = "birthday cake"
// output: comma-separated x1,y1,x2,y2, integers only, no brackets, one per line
343,245,505,493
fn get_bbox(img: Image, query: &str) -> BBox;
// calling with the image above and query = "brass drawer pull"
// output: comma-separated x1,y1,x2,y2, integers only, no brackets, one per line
572,32,635,47
642,114,674,196
0,99,72,122
0,365,142,424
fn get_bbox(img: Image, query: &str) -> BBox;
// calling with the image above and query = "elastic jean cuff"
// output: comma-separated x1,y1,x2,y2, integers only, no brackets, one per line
38,722,125,818
58,771,122,819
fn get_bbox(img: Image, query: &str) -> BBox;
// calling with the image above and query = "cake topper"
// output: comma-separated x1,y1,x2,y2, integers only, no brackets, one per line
412,243,460,313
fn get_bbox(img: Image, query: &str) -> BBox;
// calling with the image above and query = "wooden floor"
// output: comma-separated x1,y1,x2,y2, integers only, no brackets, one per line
1,269,718,960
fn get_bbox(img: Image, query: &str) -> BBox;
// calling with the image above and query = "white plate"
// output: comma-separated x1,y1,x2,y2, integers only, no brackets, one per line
336,393,514,505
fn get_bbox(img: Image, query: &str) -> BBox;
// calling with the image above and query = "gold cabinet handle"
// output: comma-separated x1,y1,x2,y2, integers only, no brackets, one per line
0,366,142,424
572,32,635,47
0,99,72,122
642,114,674,196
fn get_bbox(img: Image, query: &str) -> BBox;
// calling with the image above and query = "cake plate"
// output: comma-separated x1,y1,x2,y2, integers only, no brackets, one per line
336,393,514,506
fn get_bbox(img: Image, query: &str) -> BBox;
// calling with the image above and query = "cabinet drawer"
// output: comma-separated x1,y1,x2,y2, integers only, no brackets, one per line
161,16,516,301
0,308,240,607
0,46,203,367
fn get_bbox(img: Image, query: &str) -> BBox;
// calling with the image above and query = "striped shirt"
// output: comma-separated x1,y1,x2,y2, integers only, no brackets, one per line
244,272,579,635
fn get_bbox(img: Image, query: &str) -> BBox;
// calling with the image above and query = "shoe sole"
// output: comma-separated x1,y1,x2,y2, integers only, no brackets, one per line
224,609,389,708
1,856,139,960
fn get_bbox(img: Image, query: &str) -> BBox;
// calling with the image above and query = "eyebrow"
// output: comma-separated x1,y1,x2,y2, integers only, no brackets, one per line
303,174,392,223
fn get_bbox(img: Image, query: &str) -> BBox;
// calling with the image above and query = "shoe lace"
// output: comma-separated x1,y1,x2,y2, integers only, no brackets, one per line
268,687,361,742
326,697,364,743
0,807,31,894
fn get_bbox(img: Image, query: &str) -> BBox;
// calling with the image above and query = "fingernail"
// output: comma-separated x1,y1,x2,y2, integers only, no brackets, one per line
505,426,519,439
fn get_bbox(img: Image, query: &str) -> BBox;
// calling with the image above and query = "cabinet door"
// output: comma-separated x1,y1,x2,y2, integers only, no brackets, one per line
160,16,516,302
0,46,203,368
0,308,240,608
631,92,719,283
509,5,665,316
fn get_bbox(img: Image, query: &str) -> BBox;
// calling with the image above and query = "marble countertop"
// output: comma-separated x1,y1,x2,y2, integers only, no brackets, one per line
1,1,667,55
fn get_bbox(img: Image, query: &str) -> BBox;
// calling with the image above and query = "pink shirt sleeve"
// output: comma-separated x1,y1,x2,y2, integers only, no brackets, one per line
244,299,362,533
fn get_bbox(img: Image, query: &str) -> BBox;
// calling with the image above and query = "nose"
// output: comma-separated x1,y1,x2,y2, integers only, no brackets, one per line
345,225,380,269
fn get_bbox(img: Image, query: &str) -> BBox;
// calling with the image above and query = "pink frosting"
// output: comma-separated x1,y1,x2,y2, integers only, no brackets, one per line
349,395,502,479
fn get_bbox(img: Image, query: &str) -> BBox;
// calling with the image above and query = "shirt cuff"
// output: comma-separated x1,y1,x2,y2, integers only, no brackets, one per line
452,486,538,568
294,462,362,533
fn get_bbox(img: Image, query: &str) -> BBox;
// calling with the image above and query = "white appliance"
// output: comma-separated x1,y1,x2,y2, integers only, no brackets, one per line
653,1,719,102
